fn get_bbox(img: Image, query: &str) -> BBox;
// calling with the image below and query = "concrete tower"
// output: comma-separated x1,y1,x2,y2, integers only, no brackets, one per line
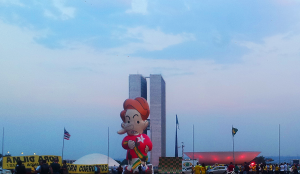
150,74,166,166
128,74,166,167
129,74,147,100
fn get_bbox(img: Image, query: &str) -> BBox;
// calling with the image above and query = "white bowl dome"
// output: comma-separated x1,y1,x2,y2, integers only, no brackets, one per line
74,153,120,167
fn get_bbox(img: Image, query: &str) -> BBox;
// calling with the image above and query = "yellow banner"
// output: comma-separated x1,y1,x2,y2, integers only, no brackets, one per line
3,155,39,169
67,164,109,174
3,155,62,169
38,155,62,166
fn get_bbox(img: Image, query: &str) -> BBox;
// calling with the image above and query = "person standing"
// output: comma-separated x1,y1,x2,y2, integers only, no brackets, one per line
244,162,250,174
260,164,264,174
292,164,298,174
15,161,26,174
270,164,273,174
50,158,61,174
235,165,240,174
286,164,290,174
284,163,288,174
117,165,123,174
194,163,201,174
191,165,194,174
240,165,244,174
228,162,234,173
280,164,285,174
94,165,101,174
35,161,43,174
256,164,260,174
275,164,279,174
252,165,256,174
113,165,117,174
264,165,268,174
61,160,69,174
31,164,37,174
201,164,206,174
142,163,146,174
138,164,142,174
40,160,50,174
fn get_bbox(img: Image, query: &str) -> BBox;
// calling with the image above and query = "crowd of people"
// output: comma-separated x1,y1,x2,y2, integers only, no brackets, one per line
112,165,123,174
112,163,148,174
227,162,300,174
13,159,300,174
190,162,300,174
14,158,68,174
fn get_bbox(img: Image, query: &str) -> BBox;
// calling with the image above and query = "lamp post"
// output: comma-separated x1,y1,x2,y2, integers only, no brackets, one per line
181,142,185,160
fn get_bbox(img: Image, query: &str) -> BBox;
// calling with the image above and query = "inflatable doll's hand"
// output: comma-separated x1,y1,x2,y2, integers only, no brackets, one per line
145,145,149,153
128,140,135,149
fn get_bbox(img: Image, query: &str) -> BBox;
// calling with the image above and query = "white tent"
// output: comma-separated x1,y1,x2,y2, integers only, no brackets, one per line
74,153,120,167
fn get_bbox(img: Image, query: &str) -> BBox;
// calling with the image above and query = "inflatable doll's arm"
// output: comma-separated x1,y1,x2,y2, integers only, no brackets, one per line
122,140,129,149
144,134,153,151
122,138,135,149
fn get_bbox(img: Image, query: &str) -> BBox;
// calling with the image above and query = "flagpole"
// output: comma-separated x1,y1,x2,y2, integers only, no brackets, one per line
175,115,178,157
108,127,109,166
279,124,280,164
62,127,65,160
193,124,194,161
2,127,4,168
233,125,235,165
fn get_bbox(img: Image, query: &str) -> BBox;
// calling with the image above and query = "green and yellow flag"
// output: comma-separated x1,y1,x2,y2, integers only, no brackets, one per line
232,127,238,136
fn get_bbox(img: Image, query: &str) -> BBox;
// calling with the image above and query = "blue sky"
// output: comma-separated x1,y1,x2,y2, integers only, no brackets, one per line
1,0,300,161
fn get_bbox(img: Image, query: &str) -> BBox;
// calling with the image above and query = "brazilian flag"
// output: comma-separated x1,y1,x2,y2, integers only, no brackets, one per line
232,127,238,136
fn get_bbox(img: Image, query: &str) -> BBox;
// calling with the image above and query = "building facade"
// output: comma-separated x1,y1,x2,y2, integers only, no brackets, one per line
150,74,166,166
128,74,166,166
129,74,147,100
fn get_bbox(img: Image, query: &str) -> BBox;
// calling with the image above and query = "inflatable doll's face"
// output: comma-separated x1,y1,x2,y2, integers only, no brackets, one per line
121,109,148,135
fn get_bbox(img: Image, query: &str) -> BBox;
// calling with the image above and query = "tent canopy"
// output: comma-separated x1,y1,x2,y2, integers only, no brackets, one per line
74,153,120,167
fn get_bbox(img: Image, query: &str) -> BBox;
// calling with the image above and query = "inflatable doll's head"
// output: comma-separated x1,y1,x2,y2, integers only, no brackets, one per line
118,97,150,135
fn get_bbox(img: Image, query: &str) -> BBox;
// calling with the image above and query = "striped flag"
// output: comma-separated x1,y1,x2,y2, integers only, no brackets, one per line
176,115,179,130
64,128,71,140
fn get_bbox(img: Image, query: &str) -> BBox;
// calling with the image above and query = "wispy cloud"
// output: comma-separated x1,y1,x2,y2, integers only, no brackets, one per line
236,33,300,56
126,0,148,15
0,0,25,7
1,20,299,114
109,26,195,54
44,0,76,20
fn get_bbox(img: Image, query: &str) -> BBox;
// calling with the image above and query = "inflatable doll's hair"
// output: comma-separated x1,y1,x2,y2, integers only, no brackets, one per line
120,97,150,122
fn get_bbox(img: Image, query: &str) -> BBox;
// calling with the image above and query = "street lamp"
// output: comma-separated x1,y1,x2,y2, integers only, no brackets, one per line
181,142,185,159
34,153,36,155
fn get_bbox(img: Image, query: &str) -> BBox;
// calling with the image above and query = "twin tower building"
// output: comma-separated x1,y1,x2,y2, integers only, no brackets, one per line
128,74,166,166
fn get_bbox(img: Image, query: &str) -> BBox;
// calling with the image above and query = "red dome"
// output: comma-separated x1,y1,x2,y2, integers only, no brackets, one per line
185,151,261,165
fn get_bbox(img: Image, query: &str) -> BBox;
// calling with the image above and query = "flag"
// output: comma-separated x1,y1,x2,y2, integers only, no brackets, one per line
232,127,238,136
64,128,71,140
176,115,179,130
176,114,179,130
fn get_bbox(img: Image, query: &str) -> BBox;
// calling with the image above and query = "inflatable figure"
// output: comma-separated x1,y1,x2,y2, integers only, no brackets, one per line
118,97,152,173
